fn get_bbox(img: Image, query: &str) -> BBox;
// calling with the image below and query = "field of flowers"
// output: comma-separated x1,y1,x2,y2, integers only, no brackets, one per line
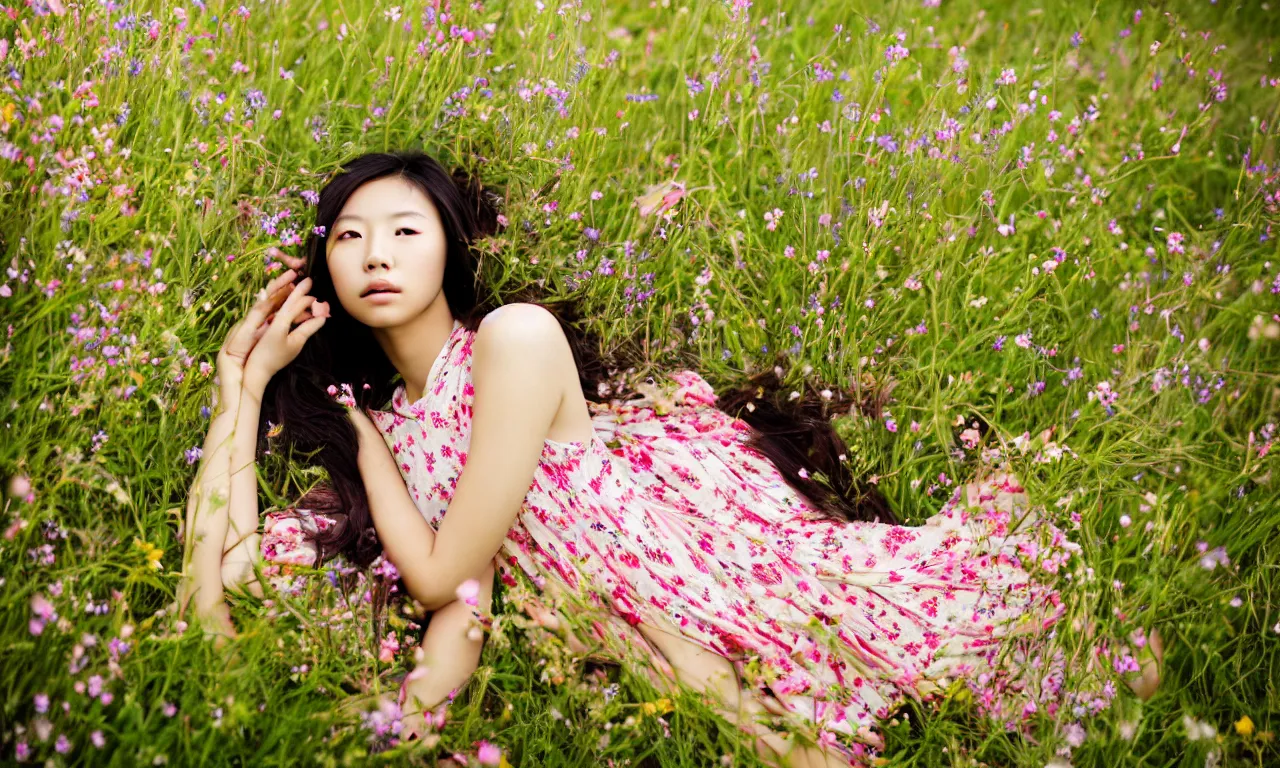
2,0,1279,765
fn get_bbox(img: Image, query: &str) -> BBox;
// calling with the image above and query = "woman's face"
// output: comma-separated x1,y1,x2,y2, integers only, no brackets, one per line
324,175,448,329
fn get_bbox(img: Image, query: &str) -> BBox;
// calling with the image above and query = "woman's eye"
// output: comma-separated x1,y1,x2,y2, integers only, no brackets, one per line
336,229,414,239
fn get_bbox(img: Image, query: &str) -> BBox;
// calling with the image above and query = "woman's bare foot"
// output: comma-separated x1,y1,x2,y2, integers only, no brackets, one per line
219,529,266,598
1079,619,1165,701
1128,626,1164,701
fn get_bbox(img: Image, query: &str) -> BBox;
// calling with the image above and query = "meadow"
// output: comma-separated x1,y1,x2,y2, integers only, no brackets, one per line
2,0,1279,765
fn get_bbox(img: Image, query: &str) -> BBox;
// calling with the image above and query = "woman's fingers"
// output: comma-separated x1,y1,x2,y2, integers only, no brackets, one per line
287,312,327,343
235,271,298,346
267,246,307,272
266,301,325,330
267,277,315,334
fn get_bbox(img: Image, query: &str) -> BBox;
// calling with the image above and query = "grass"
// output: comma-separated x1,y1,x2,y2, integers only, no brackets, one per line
2,0,1279,765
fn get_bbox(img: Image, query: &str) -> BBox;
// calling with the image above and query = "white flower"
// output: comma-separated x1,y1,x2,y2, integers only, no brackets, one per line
1182,714,1217,741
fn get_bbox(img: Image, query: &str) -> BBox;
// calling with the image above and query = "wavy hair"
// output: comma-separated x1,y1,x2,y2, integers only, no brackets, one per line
258,150,894,569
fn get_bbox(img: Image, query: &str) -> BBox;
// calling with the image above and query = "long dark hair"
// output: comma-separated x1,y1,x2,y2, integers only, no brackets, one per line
259,150,894,569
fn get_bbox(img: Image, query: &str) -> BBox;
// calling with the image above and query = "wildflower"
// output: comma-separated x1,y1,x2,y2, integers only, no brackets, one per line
134,538,165,570
635,180,686,217
1183,714,1217,741
378,631,400,663
184,446,203,465
456,578,481,606
1063,721,1086,746
476,741,503,765
1236,716,1254,736
9,474,32,498
1198,545,1229,570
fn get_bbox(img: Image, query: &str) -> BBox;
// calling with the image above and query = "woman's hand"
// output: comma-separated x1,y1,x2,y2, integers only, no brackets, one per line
176,573,238,647
217,249,307,382
219,248,330,392
348,406,388,457
241,251,331,392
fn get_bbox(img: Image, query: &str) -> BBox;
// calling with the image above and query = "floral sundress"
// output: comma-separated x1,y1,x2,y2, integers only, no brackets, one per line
263,317,1078,764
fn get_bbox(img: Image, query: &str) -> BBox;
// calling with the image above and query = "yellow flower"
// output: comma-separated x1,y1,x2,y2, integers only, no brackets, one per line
133,538,165,570
641,697,672,716
1235,716,1254,737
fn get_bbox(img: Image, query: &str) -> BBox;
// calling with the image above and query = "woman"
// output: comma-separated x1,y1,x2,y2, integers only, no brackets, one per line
178,151,1161,767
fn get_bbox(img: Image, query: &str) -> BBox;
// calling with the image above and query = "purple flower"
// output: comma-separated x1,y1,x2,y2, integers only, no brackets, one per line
185,446,203,465
34,693,49,713
1199,545,1229,570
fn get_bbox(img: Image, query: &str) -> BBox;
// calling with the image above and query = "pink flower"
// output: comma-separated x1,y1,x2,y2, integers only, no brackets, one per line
30,593,54,620
378,632,401,663
635,180,687,217
476,741,502,765
8,474,31,498
455,578,481,606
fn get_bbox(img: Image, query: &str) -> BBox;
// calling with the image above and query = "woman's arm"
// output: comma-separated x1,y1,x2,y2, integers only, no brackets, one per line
218,373,269,596
350,410,446,608
401,558,496,716
178,372,248,629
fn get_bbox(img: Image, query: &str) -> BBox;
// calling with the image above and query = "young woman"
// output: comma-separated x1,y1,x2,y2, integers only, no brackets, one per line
178,151,1162,767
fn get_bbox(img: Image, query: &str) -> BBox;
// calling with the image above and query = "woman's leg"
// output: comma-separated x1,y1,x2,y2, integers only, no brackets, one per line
633,620,854,767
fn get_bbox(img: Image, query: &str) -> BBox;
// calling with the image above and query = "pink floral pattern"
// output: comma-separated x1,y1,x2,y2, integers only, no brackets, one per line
270,318,1079,764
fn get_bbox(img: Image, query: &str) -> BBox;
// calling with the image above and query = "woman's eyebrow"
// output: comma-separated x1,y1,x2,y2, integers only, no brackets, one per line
333,210,428,226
